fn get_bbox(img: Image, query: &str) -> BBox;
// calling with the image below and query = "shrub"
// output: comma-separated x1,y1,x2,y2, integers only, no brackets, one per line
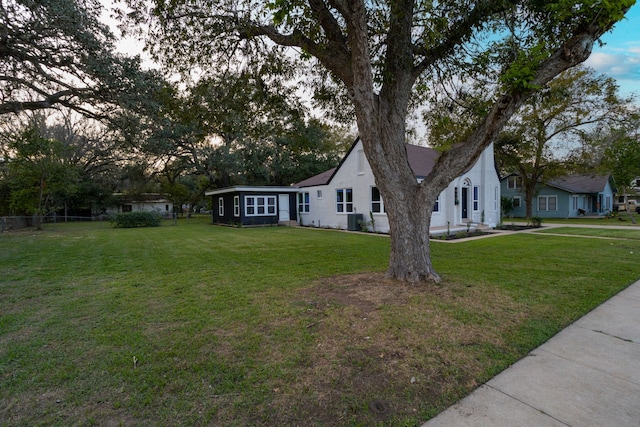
530,216,542,228
111,212,162,228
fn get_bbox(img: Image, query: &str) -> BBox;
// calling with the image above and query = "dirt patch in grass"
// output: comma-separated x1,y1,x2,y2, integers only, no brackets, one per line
245,272,530,426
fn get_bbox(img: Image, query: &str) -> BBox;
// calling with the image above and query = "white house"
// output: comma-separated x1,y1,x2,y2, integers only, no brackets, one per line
294,138,501,233
106,193,174,218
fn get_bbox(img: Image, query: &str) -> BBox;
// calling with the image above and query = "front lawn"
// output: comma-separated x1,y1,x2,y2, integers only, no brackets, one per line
1,219,639,426
536,226,640,240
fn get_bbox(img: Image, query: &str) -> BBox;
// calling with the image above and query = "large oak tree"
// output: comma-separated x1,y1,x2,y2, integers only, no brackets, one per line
125,0,635,282
0,0,166,123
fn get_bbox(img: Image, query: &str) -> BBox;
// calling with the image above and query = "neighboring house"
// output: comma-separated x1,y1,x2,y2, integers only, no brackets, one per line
294,138,501,233
501,173,615,218
106,193,174,218
205,186,299,226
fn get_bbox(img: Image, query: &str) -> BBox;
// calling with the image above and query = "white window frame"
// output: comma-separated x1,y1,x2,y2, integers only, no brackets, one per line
538,195,557,211
371,186,385,213
336,188,353,213
218,197,224,216
357,150,365,175
317,190,323,199
233,196,240,217
508,176,522,189
473,186,480,211
245,195,277,216
433,195,440,213
298,192,310,213
513,196,521,208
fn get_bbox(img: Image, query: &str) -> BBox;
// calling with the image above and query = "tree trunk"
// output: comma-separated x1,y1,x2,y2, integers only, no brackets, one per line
384,185,440,283
344,1,446,283
525,183,535,219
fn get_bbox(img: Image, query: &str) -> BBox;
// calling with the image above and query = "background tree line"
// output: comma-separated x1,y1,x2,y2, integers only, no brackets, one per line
0,0,352,223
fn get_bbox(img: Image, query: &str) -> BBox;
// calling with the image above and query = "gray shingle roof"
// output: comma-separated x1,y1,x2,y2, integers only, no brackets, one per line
294,140,439,187
547,174,610,193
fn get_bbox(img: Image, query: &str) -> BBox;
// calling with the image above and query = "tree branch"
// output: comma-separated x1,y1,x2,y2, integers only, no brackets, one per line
238,23,353,86
426,24,605,190
412,0,513,78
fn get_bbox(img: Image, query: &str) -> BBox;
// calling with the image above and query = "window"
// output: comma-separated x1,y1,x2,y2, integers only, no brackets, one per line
317,190,323,199
572,195,579,210
538,195,557,211
507,176,522,189
433,195,440,212
298,192,310,213
513,196,521,208
371,187,385,213
357,150,365,174
336,188,353,213
473,186,479,211
245,196,277,216
218,198,224,216
234,196,240,217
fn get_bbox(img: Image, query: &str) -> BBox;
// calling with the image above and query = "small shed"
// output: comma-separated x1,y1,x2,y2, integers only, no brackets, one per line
205,186,299,227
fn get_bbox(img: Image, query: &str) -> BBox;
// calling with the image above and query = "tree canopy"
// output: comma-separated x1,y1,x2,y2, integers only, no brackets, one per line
494,66,634,218
123,0,635,282
0,0,165,122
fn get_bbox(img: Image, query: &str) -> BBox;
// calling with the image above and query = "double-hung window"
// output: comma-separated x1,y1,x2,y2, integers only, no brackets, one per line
245,196,276,216
233,196,240,217
508,176,522,189
433,195,440,212
371,187,385,213
218,197,224,216
513,196,521,208
336,188,353,213
298,192,310,213
473,186,480,211
538,195,557,211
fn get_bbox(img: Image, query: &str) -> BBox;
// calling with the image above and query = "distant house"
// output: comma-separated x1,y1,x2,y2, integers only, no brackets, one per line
501,174,615,218
294,138,501,233
106,193,174,218
205,186,299,226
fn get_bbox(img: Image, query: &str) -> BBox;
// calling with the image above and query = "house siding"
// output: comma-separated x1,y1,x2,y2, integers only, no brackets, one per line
500,174,614,218
298,139,501,232
209,189,298,226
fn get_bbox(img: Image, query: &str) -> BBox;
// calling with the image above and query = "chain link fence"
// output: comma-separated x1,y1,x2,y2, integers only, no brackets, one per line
0,214,111,232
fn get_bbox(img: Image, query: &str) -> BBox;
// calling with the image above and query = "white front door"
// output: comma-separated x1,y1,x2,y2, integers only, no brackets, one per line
278,194,290,221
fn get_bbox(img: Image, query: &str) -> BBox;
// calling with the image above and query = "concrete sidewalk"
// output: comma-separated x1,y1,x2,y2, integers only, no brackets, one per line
423,279,640,427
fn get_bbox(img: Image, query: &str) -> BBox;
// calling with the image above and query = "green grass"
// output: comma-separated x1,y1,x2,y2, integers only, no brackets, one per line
507,212,640,226
1,218,639,426
535,226,640,240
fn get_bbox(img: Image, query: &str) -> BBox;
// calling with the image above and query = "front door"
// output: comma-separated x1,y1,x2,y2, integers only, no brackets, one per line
278,194,290,222
461,187,468,220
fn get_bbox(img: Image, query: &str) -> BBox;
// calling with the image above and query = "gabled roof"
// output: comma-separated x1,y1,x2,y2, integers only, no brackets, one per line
295,137,440,187
547,174,611,194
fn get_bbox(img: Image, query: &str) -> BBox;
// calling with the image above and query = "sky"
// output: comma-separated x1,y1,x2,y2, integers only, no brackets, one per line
585,3,640,97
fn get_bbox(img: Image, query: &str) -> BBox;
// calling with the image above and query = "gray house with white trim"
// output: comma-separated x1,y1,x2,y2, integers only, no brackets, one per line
501,173,615,218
